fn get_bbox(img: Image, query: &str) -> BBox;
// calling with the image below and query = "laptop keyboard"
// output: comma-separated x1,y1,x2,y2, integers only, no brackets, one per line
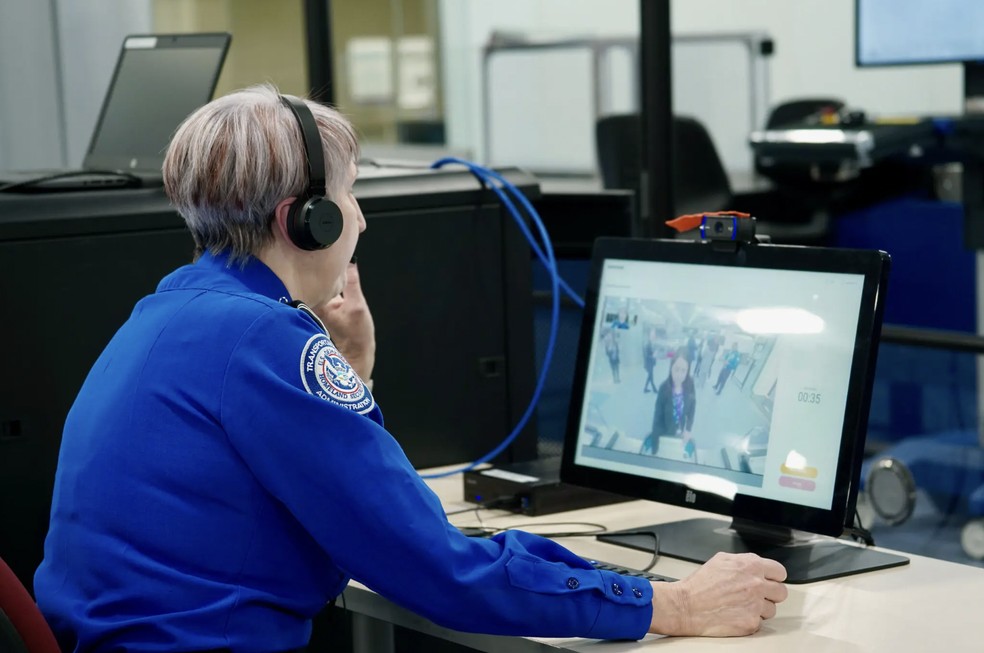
588,559,677,583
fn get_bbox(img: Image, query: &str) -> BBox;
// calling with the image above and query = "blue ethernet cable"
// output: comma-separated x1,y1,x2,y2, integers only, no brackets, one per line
422,158,567,479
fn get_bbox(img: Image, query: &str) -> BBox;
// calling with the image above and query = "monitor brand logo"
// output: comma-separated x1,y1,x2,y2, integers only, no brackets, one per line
685,490,697,504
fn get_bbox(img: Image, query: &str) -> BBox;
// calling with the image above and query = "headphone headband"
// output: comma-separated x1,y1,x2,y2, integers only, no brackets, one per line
280,95,327,198
277,94,343,251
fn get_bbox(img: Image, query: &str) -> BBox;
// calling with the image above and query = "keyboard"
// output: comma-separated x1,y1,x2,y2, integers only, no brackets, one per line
588,559,677,583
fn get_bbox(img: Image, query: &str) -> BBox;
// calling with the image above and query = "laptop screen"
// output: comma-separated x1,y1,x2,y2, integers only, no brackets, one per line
84,33,231,173
561,237,890,537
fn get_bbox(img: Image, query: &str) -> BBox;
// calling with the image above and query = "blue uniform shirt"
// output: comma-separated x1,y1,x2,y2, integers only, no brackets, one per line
35,251,654,652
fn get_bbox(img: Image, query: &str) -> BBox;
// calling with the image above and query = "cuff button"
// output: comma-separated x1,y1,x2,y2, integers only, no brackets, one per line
566,577,580,590
612,582,623,596
632,588,643,598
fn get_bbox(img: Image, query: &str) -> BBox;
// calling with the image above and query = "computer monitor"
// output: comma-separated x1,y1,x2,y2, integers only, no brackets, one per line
856,0,984,67
85,33,232,172
560,236,909,583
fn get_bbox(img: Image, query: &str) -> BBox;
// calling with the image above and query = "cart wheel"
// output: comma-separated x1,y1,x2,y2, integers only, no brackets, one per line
960,518,984,561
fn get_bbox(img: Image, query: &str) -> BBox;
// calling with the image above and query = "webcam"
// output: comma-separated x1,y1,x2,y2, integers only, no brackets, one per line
700,215,757,243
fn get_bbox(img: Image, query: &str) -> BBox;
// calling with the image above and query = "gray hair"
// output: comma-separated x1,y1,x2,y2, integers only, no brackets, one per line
162,83,360,263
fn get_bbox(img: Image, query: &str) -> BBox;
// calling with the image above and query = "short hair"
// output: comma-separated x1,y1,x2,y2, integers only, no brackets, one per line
162,83,360,263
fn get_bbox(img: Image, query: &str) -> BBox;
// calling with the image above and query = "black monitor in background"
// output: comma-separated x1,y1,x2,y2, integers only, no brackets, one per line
85,33,231,171
0,33,231,193
560,237,909,583
856,0,984,67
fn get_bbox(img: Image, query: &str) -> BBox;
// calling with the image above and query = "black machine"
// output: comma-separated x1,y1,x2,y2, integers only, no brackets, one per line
463,457,630,516
560,221,909,583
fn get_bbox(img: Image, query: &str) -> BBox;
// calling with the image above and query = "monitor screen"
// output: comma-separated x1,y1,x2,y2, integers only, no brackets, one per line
560,237,905,582
856,0,984,66
85,33,231,171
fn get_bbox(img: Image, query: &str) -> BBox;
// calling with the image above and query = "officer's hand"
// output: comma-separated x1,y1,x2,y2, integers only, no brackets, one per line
313,262,376,384
648,552,787,637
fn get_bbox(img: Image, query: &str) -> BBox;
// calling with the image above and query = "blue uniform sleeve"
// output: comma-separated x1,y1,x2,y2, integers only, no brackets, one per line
219,310,653,640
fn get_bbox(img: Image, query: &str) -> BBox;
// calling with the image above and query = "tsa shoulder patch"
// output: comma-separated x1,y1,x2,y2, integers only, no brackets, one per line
299,334,375,414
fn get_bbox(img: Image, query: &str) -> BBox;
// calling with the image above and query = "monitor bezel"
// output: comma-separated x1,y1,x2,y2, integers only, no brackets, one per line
559,237,890,538
854,0,984,68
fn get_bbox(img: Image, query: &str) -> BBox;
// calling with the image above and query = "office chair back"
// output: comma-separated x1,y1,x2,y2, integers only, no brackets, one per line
596,113,643,193
671,115,732,216
597,112,835,245
0,556,60,653
596,113,732,219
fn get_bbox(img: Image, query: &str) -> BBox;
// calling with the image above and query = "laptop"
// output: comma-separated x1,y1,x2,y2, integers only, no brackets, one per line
0,32,231,193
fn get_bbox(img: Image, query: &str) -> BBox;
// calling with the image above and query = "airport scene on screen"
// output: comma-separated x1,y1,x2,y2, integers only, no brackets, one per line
574,257,866,511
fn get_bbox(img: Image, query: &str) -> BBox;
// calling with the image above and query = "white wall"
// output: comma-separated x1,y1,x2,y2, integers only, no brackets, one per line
0,0,150,170
674,0,962,115
438,0,640,164
0,0,62,169
439,0,964,173
56,0,152,165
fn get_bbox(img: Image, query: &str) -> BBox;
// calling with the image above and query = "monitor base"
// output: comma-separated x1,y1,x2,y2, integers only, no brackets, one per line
598,518,909,584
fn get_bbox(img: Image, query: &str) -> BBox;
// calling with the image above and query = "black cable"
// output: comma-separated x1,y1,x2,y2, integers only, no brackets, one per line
0,169,143,193
540,529,661,573
339,589,349,648
453,520,607,538
846,508,875,546
509,521,609,538
455,521,662,572
596,530,661,572
449,501,663,573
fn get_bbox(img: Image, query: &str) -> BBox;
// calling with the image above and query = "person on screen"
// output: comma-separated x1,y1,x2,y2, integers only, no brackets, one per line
695,332,720,388
714,342,743,395
642,327,659,393
603,326,621,383
642,347,697,460
612,307,630,329
686,331,699,366
35,84,788,653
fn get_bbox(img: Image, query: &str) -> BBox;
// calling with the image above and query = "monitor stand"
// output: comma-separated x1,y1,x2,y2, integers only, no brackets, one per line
597,517,909,584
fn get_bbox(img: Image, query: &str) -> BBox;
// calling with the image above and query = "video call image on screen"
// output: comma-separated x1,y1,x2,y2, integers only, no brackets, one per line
574,258,866,512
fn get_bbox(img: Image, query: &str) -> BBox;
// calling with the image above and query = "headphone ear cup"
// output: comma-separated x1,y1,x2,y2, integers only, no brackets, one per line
286,196,343,251
306,198,344,248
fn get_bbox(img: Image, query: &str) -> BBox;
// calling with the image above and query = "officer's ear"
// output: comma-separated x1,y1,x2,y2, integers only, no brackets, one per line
271,197,297,245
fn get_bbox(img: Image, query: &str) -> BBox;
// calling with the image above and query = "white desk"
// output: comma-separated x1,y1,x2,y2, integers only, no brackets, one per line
342,466,984,652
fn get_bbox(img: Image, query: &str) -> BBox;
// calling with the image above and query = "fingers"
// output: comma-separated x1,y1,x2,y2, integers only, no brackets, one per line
760,556,788,583
738,553,788,605
760,598,777,620
763,578,789,605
